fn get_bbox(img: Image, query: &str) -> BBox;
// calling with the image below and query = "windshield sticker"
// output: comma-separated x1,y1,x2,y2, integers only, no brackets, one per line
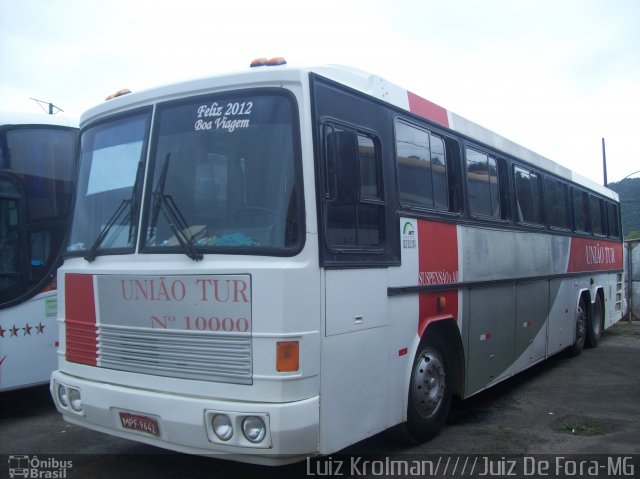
195,101,253,133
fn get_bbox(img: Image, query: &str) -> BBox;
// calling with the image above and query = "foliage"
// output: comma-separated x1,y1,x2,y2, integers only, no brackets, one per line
608,177,640,239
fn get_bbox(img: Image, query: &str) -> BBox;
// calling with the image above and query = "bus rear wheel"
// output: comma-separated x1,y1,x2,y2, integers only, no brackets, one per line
390,335,451,444
567,296,587,356
586,293,604,348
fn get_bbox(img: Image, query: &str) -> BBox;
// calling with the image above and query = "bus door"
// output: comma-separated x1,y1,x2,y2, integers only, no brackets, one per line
312,76,401,452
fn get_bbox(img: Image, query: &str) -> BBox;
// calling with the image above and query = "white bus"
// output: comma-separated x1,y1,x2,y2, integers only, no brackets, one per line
0,112,77,391
50,60,623,464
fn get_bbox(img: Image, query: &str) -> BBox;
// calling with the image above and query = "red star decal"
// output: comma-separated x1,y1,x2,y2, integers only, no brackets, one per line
36,322,45,334
23,323,33,336
0,325,6,337
9,325,19,337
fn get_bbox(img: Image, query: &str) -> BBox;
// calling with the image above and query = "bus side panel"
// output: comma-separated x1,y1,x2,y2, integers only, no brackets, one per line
461,226,558,397
547,278,579,355
320,268,393,453
512,281,548,373
0,291,57,390
466,285,515,395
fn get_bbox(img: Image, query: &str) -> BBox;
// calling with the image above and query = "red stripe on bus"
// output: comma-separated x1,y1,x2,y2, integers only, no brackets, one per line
407,92,449,128
567,237,623,273
65,274,98,366
417,220,459,336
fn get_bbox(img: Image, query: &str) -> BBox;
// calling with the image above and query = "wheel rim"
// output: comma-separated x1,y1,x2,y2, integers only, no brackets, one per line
576,302,586,344
412,349,446,418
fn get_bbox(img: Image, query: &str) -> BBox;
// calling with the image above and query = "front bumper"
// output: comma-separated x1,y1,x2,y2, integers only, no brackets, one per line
51,371,319,465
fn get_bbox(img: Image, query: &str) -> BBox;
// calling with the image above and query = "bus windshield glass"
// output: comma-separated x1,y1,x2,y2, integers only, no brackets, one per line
0,125,76,306
143,91,301,254
68,113,150,256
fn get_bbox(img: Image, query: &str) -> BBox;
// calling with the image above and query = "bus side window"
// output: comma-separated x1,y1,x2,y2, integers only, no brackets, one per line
324,127,383,249
544,177,570,230
0,179,21,294
0,201,19,270
572,188,590,233
589,195,605,236
445,138,463,214
395,120,451,212
513,165,543,225
606,201,620,238
465,147,502,219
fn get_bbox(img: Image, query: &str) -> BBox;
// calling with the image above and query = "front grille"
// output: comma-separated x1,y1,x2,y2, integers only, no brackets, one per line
98,325,252,384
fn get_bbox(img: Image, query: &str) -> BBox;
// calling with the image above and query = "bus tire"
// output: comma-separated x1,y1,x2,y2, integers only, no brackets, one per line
586,293,604,348
566,295,587,357
390,334,452,444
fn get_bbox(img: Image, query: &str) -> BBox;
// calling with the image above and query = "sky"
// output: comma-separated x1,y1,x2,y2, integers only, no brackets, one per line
1,0,639,184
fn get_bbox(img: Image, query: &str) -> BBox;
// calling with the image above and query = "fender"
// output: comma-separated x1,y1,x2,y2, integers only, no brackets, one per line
418,314,456,339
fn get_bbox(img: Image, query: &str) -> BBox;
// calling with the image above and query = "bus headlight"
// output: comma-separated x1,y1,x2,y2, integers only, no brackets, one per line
68,388,83,412
57,384,69,408
242,416,266,443
211,414,233,441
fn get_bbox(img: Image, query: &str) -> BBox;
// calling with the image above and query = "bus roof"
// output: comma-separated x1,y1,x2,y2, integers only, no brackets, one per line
84,64,617,201
0,110,77,128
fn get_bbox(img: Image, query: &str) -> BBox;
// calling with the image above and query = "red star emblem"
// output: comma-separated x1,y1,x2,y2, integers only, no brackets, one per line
0,325,6,337
36,322,46,334
23,323,33,336
9,325,19,337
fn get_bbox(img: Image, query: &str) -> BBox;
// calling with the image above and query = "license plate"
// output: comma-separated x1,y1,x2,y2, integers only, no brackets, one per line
119,412,160,437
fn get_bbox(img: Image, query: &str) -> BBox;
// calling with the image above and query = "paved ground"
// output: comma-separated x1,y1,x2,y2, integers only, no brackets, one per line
1,321,638,478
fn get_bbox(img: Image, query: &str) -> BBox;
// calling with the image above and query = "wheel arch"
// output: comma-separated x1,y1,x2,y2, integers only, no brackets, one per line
390,315,464,444
419,317,465,400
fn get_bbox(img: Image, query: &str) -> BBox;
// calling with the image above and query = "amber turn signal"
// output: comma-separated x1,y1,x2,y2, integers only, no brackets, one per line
276,341,299,372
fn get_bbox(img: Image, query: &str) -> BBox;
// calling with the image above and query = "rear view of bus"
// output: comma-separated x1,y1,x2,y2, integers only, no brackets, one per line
0,112,77,391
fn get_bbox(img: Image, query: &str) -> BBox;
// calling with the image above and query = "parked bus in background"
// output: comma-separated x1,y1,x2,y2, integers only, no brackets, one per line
0,112,77,391
50,60,623,464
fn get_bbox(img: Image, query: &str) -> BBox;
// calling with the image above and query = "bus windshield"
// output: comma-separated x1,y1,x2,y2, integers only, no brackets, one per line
68,112,150,257
68,91,302,259
145,92,301,255
0,125,76,307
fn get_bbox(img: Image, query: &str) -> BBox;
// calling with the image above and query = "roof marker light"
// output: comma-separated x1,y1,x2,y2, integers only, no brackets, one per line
250,58,268,68
250,57,287,68
105,88,131,101
267,56,287,66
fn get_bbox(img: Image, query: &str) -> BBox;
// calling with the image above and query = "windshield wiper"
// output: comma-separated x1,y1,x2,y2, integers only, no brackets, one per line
150,153,203,261
84,198,131,262
84,161,144,262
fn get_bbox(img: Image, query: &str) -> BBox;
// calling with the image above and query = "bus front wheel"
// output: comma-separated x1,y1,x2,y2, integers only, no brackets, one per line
391,335,452,444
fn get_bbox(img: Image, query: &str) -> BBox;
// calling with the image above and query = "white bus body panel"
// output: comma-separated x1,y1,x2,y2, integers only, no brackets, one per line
0,291,57,391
